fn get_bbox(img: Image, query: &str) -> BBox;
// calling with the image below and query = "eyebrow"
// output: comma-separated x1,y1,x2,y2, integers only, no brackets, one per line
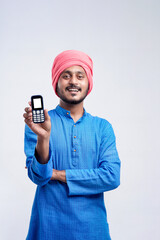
61,70,85,75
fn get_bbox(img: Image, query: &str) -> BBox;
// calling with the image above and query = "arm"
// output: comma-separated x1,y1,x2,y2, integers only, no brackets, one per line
24,102,53,186
24,124,53,186
65,122,121,196
35,136,50,164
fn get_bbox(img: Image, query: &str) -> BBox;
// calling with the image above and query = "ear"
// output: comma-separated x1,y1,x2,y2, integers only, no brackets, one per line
88,82,89,91
56,81,59,92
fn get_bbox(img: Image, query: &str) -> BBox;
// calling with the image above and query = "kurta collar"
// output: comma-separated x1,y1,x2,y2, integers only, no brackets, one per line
55,104,87,119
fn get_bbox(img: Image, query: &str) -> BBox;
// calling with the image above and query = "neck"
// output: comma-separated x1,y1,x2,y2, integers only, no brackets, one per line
59,100,84,117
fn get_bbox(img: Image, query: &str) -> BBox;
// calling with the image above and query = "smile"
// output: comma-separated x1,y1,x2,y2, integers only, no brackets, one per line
67,89,79,93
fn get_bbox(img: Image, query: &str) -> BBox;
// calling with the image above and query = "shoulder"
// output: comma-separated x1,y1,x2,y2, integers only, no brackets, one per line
48,109,55,116
86,112,117,142
24,124,37,142
48,109,58,120
86,112,112,130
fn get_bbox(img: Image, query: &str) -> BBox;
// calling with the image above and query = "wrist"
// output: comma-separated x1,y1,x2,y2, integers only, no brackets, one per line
37,134,50,143
51,169,66,183
36,136,50,164
51,169,58,180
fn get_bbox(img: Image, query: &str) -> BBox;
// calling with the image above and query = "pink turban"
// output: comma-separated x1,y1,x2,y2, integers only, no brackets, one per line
51,50,93,97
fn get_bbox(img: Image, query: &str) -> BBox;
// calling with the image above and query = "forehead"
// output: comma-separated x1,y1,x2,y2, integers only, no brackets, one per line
62,65,86,74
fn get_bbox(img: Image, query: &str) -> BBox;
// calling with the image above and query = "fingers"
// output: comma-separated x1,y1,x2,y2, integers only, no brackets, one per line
44,109,50,121
23,102,33,123
24,106,32,113
24,117,34,130
24,101,32,113
23,112,32,120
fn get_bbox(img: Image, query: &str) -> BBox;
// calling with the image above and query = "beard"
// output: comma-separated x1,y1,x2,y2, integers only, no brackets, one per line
56,84,89,105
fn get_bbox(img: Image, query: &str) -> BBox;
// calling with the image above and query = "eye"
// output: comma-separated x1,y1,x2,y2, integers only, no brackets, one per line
62,74,70,79
77,75,84,79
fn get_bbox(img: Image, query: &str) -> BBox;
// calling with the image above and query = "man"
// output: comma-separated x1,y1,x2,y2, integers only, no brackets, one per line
23,50,121,240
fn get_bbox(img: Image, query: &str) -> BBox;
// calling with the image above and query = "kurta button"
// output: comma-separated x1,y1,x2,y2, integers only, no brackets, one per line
74,149,76,152
74,125,75,127
74,136,76,138
67,112,69,115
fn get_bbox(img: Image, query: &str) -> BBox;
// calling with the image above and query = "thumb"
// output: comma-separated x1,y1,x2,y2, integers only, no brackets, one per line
44,109,50,120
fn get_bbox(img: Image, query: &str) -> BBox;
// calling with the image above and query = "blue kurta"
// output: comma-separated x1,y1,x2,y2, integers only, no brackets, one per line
24,104,121,240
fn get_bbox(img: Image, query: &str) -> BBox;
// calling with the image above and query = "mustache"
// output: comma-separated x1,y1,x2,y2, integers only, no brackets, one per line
66,85,81,90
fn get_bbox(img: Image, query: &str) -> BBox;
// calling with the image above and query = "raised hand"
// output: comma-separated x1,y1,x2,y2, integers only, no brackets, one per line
23,101,51,139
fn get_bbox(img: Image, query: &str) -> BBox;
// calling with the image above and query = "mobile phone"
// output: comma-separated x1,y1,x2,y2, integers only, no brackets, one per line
31,95,45,123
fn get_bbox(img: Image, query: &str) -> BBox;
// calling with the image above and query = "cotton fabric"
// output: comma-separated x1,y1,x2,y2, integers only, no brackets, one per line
51,50,93,97
24,104,121,240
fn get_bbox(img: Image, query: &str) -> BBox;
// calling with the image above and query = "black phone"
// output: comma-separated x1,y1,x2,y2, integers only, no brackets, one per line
31,95,45,123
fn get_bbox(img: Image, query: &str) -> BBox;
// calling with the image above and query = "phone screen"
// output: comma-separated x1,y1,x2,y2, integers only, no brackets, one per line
33,98,42,109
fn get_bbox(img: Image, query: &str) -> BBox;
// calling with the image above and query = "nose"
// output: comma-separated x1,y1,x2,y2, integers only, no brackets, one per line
69,74,78,84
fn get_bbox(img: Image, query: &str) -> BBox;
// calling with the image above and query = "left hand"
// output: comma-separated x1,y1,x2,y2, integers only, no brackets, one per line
51,169,66,183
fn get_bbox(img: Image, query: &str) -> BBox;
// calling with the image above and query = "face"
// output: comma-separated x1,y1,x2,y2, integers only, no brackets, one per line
56,65,89,105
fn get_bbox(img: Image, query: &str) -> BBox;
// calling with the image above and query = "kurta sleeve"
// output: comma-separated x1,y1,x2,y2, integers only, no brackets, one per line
66,122,121,196
24,124,53,186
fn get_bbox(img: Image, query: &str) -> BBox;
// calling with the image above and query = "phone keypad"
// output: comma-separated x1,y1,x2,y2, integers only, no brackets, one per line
33,110,45,123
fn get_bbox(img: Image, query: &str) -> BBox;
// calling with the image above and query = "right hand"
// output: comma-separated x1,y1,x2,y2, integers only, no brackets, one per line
23,101,51,139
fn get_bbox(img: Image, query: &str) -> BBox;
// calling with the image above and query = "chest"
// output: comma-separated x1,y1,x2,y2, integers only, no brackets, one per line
50,120,101,169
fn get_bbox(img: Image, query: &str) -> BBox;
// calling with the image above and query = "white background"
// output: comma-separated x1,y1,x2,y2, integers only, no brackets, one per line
0,0,160,239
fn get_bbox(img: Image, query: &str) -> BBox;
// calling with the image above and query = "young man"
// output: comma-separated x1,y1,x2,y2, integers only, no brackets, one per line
23,50,121,240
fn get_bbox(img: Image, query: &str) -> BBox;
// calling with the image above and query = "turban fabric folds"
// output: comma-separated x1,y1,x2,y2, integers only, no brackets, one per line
51,50,93,97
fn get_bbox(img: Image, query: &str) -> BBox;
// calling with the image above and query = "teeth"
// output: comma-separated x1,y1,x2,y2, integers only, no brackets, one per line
68,89,78,92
